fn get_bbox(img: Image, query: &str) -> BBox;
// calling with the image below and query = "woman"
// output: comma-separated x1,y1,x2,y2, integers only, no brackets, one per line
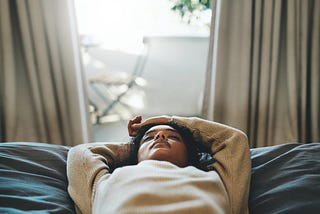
67,115,251,214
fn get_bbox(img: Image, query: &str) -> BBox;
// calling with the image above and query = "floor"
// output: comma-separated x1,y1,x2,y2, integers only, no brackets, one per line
93,119,131,143
92,113,199,143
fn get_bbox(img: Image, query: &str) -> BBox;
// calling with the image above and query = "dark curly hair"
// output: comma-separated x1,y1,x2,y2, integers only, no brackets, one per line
131,123,205,170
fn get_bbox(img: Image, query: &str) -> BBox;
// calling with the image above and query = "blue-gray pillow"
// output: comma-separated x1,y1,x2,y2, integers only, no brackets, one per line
0,142,75,214
249,143,320,214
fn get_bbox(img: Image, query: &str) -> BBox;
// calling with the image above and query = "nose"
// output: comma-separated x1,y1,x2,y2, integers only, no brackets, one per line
155,131,167,140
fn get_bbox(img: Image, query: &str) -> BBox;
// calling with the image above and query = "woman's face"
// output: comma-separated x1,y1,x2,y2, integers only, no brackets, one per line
137,125,188,167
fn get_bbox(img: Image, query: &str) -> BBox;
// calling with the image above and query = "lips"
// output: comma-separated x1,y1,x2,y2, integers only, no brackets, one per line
152,140,170,149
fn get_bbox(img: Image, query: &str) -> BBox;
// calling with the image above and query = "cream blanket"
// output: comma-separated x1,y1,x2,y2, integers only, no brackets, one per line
67,116,251,214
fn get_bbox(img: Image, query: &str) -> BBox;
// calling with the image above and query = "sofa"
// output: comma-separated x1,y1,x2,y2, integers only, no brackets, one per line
0,142,319,213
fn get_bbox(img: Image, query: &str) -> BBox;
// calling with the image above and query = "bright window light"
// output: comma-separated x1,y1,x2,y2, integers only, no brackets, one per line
75,0,210,54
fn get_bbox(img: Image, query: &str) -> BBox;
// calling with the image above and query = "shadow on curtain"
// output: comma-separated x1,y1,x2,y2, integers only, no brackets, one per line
203,0,319,147
0,0,91,146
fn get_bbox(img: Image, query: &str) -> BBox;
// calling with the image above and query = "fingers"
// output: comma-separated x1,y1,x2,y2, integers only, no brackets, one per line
133,115,142,123
128,115,142,137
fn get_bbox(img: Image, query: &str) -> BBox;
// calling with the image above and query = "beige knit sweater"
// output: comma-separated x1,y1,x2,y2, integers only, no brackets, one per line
67,116,251,214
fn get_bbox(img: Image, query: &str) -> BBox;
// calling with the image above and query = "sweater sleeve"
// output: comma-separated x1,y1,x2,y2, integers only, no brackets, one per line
66,142,132,214
171,116,251,214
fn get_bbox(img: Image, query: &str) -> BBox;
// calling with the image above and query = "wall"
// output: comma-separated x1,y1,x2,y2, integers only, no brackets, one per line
142,36,209,116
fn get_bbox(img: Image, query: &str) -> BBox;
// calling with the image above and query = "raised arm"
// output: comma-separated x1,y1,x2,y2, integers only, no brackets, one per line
171,116,251,214
67,142,132,214
128,115,251,214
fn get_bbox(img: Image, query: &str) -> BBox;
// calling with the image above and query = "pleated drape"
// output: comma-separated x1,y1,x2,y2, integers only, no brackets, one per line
203,0,320,147
0,0,92,146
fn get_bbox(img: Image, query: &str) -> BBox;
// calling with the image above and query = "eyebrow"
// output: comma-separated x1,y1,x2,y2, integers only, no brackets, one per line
144,128,180,136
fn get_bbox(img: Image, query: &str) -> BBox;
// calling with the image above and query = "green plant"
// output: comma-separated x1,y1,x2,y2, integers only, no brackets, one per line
170,0,211,24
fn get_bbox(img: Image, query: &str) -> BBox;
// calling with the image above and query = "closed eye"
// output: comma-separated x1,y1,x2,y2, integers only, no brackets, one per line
141,136,153,143
168,135,181,141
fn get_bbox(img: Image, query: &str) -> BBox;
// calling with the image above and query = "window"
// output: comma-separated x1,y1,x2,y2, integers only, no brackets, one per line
75,0,211,140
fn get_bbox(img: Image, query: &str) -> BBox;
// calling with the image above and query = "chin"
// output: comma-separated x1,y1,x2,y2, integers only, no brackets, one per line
149,149,171,160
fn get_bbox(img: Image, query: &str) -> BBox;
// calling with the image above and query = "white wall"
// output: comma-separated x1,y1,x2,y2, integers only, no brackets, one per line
141,36,209,116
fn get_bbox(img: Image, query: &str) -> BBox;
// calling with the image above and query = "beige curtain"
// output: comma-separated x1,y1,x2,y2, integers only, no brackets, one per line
202,0,320,147
0,0,92,146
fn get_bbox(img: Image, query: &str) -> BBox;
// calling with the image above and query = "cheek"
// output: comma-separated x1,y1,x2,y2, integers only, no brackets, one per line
137,143,149,162
172,143,188,158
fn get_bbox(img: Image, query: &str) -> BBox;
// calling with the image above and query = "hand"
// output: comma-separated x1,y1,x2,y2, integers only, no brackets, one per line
128,115,142,137
127,115,172,137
